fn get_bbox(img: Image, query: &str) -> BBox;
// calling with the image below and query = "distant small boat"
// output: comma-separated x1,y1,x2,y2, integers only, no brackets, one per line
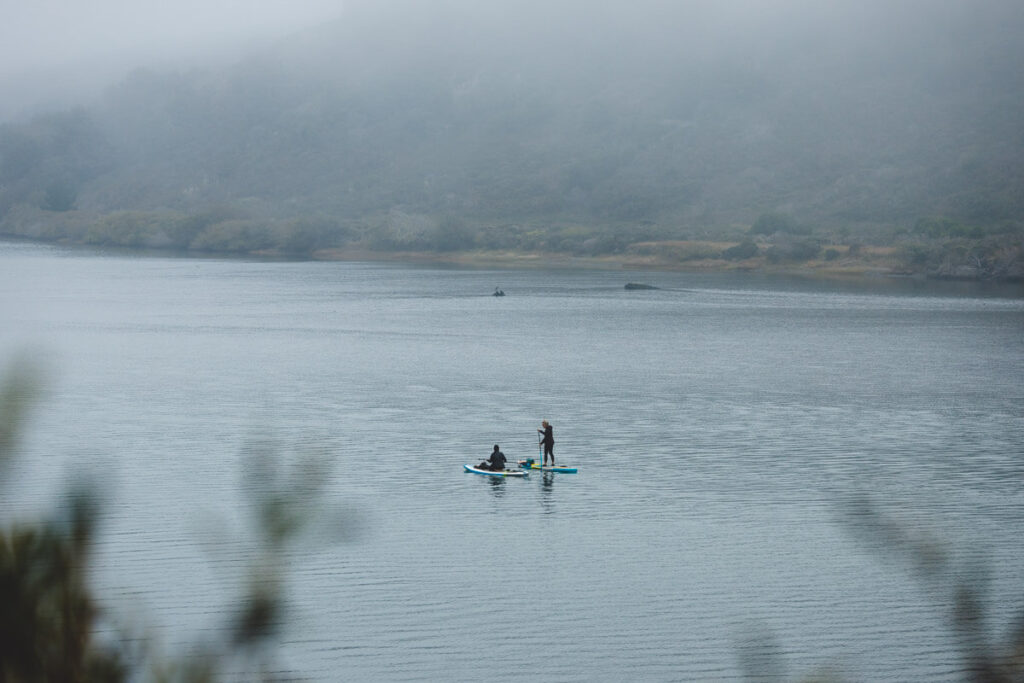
625,282,658,290
493,287,505,296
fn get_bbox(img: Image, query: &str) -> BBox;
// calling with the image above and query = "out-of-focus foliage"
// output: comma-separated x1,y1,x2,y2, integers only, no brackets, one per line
0,357,356,681
841,497,1024,683
0,489,123,682
736,496,1024,682
0,358,123,682
0,354,42,467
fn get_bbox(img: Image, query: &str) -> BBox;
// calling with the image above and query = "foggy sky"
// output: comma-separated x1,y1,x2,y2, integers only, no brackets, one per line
0,0,344,76
6,0,1015,79
1,0,1022,123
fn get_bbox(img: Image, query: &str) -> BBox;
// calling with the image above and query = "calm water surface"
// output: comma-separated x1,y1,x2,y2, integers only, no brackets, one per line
2,240,1023,681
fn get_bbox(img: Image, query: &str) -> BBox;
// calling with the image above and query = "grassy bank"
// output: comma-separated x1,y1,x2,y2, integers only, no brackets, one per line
310,242,939,280
4,227,1023,284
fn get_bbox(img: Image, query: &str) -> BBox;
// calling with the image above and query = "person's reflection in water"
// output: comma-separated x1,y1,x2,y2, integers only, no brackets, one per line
540,471,556,513
488,477,506,497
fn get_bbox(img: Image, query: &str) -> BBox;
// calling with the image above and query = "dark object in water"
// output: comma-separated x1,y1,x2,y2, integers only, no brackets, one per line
625,282,658,290
493,287,505,296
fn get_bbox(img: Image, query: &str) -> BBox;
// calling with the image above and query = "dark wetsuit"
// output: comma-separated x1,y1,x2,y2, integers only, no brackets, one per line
488,449,506,471
539,425,554,463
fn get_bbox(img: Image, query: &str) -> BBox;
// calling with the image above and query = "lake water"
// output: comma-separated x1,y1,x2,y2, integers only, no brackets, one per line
1,239,1023,681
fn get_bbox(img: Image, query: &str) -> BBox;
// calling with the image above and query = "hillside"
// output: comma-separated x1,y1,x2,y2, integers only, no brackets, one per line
1,0,1022,278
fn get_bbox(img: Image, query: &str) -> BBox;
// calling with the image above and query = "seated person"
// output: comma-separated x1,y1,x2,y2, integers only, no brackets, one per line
477,445,507,471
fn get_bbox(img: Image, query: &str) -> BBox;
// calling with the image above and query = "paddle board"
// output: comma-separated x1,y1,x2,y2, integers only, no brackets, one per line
518,460,578,473
464,464,529,477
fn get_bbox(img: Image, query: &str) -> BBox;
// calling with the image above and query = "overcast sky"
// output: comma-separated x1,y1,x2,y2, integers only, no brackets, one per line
1,0,1021,123
5,0,1019,80
0,0,345,76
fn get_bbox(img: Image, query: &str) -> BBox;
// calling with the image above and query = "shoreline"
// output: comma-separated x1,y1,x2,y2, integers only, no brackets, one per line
307,248,1024,293
312,247,876,272
308,247,926,282
4,235,1022,288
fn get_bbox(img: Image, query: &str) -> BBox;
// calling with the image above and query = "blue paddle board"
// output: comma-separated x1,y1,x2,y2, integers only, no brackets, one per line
518,460,578,473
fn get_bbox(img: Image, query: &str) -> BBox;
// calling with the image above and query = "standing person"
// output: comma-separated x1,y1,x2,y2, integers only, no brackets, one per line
537,420,554,466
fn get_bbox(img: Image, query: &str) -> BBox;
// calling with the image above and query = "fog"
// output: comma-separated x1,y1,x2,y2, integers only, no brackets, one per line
2,0,343,72
1,0,1022,267
0,0,344,119
3,0,1021,120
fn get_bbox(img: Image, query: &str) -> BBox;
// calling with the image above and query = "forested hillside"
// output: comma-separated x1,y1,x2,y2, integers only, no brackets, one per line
1,0,1022,277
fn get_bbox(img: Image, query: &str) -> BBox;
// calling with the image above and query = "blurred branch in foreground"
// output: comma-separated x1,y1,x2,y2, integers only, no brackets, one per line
0,355,122,681
842,495,1024,683
737,495,1024,683
0,356,360,682
0,352,44,470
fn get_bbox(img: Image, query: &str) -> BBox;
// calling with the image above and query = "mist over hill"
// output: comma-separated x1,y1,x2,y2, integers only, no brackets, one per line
1,0,1022,274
